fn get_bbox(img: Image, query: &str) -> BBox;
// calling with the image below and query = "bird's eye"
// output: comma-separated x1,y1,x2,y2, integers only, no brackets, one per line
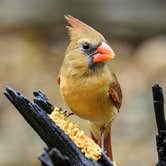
82,42,90,50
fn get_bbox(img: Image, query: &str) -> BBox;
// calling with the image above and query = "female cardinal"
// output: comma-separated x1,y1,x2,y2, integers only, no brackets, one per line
57,15,122,160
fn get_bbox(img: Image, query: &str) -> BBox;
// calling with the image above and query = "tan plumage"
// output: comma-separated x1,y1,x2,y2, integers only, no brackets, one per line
58,15,122,160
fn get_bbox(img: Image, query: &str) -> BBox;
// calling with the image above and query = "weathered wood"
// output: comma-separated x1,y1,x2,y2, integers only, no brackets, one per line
152,84,166,134
152,84,166,166
4,87,114,166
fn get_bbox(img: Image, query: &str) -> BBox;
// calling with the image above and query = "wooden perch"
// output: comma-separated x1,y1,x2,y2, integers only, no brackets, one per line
152,84,166,166
4,87,114,166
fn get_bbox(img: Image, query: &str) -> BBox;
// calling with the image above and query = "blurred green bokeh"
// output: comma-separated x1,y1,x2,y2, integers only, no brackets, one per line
0,0,166,165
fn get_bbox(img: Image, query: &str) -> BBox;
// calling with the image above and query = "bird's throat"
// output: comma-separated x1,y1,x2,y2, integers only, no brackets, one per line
88,60,105,72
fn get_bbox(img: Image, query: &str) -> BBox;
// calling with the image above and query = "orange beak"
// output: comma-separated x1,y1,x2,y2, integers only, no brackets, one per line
93,42,115,63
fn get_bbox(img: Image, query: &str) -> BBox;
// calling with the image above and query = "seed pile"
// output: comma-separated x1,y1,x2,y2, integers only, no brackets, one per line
49,107,102,160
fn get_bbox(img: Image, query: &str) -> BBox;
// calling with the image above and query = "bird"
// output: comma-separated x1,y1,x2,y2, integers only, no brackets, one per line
57,15,122,160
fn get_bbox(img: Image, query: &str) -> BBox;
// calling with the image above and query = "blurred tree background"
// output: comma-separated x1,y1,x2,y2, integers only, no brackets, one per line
0,0,166,165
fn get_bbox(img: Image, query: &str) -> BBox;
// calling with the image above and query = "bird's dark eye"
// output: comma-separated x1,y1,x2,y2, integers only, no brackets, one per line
82,42,90,50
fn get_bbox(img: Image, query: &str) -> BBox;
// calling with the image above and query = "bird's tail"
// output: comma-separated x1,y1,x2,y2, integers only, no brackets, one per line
90,123,113,160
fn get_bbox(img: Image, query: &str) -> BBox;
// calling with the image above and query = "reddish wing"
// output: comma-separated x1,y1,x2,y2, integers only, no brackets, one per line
108,73,122,110
57,72,61,85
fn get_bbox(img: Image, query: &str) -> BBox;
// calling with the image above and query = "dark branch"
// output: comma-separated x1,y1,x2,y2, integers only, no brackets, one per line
152,84,166,165
4,87,114,166
39,147,71,166
152,84,166,133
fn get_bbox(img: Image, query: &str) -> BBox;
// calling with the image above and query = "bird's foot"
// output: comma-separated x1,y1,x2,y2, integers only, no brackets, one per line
59,109,74,117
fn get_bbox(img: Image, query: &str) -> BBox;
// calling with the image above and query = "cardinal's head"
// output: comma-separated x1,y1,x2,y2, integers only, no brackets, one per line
64,15,116,73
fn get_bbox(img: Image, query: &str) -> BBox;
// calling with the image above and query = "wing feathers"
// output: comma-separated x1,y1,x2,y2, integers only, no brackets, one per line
108,73,122,109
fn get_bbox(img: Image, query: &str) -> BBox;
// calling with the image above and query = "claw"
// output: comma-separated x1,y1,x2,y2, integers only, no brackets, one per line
59,109,74,117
